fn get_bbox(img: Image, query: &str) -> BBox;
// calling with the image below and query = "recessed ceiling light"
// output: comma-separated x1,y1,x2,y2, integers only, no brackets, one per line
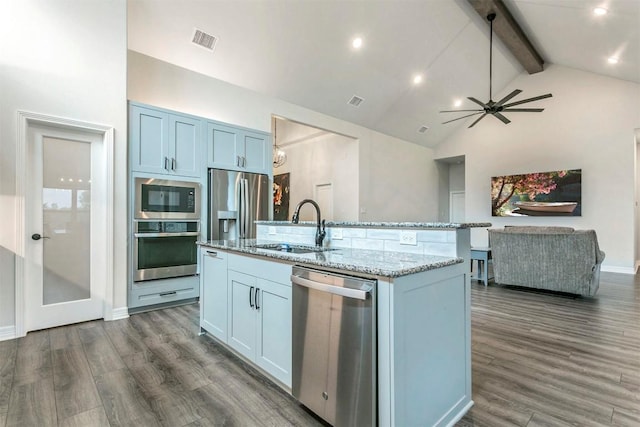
352,37,363,49
454,99,463,107
413,74,423,85
608,56,619,64
593,7,608,16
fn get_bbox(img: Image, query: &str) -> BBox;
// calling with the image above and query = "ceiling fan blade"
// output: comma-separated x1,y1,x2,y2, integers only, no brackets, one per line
441,112,484,124
503,108,544,112
494,89,522,107
468,97,489,108
502,93,553,108
468,113,488,128
440,109,484,113
493,112,511,124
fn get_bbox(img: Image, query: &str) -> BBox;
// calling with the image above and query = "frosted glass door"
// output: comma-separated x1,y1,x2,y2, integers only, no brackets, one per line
42,137,91,305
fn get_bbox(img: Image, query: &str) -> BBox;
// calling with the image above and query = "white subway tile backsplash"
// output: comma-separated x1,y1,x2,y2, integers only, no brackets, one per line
384,240,425,254
416,230,449,243
343,228,367,238
366,228,401,240
255,224,459,257
327,238,352,249
352,238,384,251
422,242,457,257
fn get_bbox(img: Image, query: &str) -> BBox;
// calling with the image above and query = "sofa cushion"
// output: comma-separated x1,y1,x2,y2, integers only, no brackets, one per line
503,226,575,234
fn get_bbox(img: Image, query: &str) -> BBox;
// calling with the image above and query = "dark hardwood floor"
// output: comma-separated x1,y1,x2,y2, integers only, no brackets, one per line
0,271,638,426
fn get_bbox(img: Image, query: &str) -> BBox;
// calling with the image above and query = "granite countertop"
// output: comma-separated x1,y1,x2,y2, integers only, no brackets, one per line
198,239,463,278
255,220,492,229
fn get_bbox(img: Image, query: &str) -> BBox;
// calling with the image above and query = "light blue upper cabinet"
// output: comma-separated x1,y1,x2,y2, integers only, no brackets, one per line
208,122,241,170
130,105,169,174
130,104,202,178
170,114,201,177
208,121,270,174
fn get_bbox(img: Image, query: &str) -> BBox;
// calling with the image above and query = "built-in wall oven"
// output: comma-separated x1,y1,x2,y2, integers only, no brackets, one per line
133,220,199,281
133,178,201,282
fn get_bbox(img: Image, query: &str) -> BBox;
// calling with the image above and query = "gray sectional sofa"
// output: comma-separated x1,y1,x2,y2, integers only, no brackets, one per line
488,226,605,296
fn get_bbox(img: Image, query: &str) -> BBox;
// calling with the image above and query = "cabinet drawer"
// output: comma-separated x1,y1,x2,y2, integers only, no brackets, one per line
129,275,199,309
228,253,292,285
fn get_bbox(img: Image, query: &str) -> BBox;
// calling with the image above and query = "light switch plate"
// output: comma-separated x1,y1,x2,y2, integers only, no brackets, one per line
400,230,417,245
332,228,343,240
268,226,277,235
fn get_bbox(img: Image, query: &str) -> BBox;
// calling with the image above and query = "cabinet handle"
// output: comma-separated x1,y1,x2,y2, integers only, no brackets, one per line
236,155,240,167
164,156,169,170
242,156,246,168
159,291,177,297
255,288,260,310
249,286,255,308
172,157,176,170
206,250,218,257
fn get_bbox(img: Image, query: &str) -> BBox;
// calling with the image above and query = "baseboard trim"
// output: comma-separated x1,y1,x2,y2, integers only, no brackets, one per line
601,265,636,275
0,325,16,341
110,307,130,320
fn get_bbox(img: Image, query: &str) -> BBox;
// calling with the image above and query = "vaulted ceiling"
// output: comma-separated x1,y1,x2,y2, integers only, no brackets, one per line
128,0,640,148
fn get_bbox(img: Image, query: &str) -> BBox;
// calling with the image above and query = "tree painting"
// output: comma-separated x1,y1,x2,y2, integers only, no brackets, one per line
491,169,582,216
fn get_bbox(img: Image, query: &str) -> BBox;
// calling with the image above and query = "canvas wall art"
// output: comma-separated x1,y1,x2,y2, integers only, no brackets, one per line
491,169,582,217
273,173,290,221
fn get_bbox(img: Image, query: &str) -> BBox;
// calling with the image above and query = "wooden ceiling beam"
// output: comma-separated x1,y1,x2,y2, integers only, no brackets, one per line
467,0,544,74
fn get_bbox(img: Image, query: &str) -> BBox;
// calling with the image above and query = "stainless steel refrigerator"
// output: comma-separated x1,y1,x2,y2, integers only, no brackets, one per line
208,169,270,241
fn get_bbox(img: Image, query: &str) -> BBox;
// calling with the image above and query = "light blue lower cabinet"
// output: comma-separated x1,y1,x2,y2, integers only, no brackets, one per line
200,249,292,388
200,249,227,341
228,270,258,360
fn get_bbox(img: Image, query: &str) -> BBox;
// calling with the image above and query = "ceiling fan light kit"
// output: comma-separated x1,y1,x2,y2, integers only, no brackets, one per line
441,12,552,128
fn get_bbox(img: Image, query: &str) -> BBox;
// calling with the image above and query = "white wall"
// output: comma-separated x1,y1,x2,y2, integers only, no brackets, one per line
0,0,128,329
128,50,438,222
275,129,359,221
435,65,640,271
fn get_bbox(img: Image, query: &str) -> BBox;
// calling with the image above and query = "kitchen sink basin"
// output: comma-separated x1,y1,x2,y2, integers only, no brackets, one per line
254,243,337,254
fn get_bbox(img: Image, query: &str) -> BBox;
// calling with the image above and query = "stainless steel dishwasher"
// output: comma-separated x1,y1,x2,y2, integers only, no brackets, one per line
291,266,376,427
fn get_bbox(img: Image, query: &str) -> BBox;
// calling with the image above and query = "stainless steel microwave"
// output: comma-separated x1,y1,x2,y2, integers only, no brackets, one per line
134,178,201,220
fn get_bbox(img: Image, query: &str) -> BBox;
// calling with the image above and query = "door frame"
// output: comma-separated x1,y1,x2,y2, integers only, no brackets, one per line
15,111,115,337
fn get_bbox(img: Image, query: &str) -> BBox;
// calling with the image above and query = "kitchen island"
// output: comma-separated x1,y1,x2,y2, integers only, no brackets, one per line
198,221,489,427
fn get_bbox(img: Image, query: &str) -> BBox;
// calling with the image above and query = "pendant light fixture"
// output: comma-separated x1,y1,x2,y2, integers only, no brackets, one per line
273,119,287,168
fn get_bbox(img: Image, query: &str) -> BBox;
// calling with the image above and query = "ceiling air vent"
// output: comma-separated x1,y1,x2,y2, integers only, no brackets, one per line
192,28,218,51
418,125,429,134
348,95,364,107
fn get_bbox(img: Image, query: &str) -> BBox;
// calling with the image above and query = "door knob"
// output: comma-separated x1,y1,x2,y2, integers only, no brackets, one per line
31,233,49,241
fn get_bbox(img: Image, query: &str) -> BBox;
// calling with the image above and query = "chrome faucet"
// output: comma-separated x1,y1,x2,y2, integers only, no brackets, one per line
291,199,326,247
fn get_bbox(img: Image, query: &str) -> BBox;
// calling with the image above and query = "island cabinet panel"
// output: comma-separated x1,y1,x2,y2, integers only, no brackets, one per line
200,252,293,387
200,249,228,341
255,278,292,386
377,262,472,427
228,271,258,360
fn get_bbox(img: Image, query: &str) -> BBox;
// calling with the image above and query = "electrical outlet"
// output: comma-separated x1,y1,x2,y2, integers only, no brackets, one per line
400,230,417,245
332,228,343,240
268,226,277,235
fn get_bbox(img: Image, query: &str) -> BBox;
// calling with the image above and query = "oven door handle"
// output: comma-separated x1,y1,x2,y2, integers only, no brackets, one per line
134,232,200,238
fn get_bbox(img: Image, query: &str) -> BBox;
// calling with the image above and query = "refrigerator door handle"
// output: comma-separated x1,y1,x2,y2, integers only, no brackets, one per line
238,179,244,239
243,179,249,238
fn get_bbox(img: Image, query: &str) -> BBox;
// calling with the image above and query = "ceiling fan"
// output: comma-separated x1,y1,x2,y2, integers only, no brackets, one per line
440,12,552,128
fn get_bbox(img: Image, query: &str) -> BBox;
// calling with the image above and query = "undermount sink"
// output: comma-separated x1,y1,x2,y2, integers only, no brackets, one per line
254,243,337,254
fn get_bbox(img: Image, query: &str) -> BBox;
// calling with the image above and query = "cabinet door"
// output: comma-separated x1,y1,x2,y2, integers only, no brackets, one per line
255,278,292,387
201,249,228,341
208,122,242,170
228,271,257,359
242,132,269,173
130,105,170,174
170,114,202,177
